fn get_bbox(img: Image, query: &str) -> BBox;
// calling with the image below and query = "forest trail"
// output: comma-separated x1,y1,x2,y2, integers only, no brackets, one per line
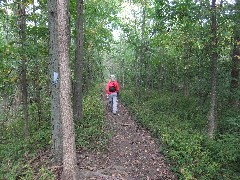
75,95,176,180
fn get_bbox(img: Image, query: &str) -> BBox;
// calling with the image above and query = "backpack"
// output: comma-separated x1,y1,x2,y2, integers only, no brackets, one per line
109,82,116,92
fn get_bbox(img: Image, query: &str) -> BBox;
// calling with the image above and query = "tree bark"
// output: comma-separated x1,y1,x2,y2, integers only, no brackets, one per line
183,44,189,97
139,5,146,89
121,58,125,88
133,8,141,99
85,56,90,93
208,0,218,139
19,0,29,139
73,0,84,121
230,0,240,108
57,0,79,179
48,0,63,164
5,1,9,44
33,2,42,122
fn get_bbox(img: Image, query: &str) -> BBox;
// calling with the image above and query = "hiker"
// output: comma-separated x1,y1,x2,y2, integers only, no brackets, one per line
106,75,120,115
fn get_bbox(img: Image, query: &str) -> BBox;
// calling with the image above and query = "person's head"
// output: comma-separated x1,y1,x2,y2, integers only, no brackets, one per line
110,74,115,81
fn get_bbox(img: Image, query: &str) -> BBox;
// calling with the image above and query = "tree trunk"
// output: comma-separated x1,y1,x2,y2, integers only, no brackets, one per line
135,47,141,100
33,2,42,122
230,0,240,108
85,55,91,93
139,5,146,89
158,64,163,93
73,0,83,121
183,45,189,97
57,0,79,179
5,1,9,44
208,0,218,139
121,58,125,88
19,0,29,139
97,51,104,81
133,9,140,99
48,0,63,164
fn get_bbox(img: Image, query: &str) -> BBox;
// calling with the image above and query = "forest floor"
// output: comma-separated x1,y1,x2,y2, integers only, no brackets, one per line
30,94,177,179
71,95,177,180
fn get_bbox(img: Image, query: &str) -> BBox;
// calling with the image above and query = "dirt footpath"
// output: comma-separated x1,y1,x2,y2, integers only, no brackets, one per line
77,99,177,180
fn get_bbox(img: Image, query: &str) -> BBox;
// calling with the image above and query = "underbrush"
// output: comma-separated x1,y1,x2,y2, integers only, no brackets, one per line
0,118,54,179
75,85,110,150
0,85,109,179
120,88,240,179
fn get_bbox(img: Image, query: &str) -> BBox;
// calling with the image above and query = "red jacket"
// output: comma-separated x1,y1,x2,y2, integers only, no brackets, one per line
106,80,120,95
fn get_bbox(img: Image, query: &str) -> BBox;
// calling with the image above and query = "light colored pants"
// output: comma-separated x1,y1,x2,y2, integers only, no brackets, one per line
109,92,118,114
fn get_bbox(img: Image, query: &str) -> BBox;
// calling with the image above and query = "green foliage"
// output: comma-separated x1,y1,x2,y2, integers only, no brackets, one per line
0,162,54,180
0,108,53,179
75,85,111,150
120,87,240,179
0,84,110,179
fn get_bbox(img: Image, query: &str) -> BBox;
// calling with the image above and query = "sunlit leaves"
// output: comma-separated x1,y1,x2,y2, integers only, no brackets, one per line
83,0,121,51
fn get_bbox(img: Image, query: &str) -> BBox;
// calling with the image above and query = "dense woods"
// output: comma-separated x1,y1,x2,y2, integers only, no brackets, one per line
0,0,239,179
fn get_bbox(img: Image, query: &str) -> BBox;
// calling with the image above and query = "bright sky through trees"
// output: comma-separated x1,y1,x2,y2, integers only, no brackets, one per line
112,0,236,40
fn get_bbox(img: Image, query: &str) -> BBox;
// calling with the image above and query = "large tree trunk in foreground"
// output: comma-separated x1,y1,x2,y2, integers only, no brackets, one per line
208,0,218,139
48,0,63,164
73,0,83,122
57,0,79,179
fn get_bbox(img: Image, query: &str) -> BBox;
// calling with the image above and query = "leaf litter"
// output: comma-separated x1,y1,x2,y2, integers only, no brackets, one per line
75,97,177,180
31,95,177,179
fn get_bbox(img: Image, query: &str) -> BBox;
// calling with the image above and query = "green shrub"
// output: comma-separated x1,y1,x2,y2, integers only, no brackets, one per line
0,117,52,179
0,85,110,178
120,87,240,179
75,85,110,150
